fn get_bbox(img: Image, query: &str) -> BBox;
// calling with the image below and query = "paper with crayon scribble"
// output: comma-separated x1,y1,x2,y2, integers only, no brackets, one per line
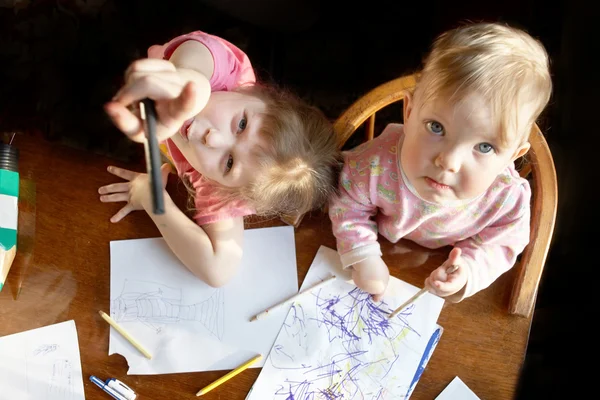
246,246,445,400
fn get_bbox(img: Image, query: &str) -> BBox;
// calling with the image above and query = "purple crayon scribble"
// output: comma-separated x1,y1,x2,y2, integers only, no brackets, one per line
283,304,308,348
269,286,423,399
312,287,420,347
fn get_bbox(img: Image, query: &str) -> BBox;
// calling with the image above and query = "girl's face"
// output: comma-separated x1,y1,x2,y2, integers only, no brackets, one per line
170,91,268,188
400,90,530,204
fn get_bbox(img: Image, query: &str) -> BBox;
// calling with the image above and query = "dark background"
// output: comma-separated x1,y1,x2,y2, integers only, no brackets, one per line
0,0,595,397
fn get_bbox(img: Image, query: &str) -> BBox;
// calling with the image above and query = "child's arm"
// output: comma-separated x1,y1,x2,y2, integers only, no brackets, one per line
148,192,243,288
329,169,380,265
427,185,532,302
99,165,243,287
329,161,389,300
167,40,215,90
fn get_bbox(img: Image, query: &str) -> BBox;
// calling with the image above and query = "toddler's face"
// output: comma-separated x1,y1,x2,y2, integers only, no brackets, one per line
400,91,529,204
170,91,268,188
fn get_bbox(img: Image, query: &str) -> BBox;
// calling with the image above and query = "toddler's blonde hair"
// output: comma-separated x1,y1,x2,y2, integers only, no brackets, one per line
187,84,342,220
414,22,552,147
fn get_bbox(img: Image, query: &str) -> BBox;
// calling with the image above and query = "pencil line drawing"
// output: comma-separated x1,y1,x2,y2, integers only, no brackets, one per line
267,286,428,400
111,279,225,340
24,344,75,400
0,322,84,400
47,358,73,399
33,344,59,357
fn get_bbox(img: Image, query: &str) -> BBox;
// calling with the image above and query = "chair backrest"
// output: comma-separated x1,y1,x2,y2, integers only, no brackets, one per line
332,74,558,318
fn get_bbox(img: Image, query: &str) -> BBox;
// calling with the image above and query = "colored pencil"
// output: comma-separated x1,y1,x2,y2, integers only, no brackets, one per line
387,264,460,319
98,310,152,359
250,275,336,322
196,354,262,396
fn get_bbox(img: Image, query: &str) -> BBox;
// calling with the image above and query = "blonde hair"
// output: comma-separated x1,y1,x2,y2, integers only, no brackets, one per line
186,84,342,219
414,22,552,147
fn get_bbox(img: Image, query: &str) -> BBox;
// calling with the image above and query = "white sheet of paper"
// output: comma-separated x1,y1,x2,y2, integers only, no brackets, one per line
0,320,85,400
246,246,445,400
435,376,481,400
109,225,298,375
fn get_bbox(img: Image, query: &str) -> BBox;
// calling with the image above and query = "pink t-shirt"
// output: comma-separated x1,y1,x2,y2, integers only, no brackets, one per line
329,124,531,301
148,31,256,225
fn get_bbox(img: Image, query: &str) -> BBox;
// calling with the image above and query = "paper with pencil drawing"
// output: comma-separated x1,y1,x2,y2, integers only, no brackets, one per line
109,226,298,375
246,246,445,400
0,320,85,400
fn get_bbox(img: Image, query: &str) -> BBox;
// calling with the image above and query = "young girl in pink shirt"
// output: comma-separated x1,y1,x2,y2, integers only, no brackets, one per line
329,22,552,302
99,30,341,287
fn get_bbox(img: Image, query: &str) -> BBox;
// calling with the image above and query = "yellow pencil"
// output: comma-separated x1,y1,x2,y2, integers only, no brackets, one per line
196,354,262,396
98,310,152,359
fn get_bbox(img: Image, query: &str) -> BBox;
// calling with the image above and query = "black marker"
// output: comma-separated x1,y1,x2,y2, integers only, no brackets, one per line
139,99,165,215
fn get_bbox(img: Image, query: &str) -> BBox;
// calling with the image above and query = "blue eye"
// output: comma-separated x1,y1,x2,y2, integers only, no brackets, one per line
225,155,234,173
426,121,444,135
478,143,494,154
237,116,247,132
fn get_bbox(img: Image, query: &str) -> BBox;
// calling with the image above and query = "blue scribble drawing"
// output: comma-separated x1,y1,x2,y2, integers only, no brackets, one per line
312,287,420,345
266,286,436,400
111,279,224,340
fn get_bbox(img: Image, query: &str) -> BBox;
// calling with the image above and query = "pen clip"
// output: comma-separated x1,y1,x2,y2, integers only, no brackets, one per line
107,378,136,399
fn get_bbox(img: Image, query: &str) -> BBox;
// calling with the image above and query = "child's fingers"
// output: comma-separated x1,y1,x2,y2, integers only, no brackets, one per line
448,247,462,265
160,163,172,187
100,193,129,203
429,266,447,282
351,269,382,295
427,278,451,296
106,166,138,181
371,279,388,302
150,83,199,142
113,76,184,107
424,277,441,295
104,103,144,142
98,182,130,195
110,204,134,223
125,59,176,81
160,163,172,174
429,277,443,290
126,71,183,87
446,269,465,285
163,82,199,125
424,276,433,291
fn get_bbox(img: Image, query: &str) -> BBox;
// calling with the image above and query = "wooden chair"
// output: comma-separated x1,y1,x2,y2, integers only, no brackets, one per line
330,74,558,318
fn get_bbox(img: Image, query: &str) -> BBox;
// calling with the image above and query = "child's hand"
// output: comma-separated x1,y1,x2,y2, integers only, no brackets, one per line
425,247,468,298
99,163,171,222
104,59,210,143
351,256,390,302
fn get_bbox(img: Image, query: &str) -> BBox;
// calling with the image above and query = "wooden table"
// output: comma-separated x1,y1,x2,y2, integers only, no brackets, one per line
0,133,532,399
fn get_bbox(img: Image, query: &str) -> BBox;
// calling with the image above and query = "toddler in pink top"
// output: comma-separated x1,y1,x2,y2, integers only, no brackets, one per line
329,22,552,302
99,30,341,287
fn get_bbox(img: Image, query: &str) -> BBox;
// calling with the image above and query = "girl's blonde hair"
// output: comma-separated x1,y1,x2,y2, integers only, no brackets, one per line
414,22,552,147
186,84,342,219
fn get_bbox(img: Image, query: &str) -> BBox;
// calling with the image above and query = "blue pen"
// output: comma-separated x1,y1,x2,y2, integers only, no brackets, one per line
90,375,127,400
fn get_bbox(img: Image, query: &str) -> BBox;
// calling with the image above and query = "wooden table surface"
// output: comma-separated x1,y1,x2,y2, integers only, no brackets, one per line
0,132,532,399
